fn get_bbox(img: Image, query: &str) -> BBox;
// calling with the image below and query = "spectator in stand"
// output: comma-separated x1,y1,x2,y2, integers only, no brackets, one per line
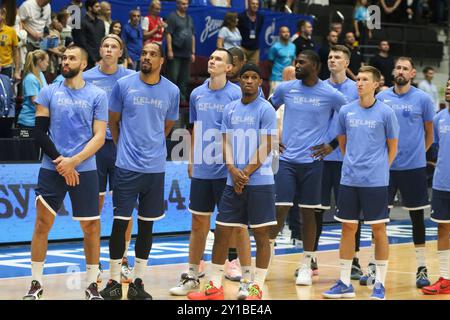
14,7,28,73
377,74,389,93
0,7,21,81
99,1,112,36
123,9,143,71
109,21,129,68
47,12,66,78
217,12,242,50
211,0,231,7
318,30,339,80
57,10,72,47
166,0,195,103
293,20,315,56
238,0,264,64
369,40,395,86
344,31,363,81
142,0,166,46
268,26,295,93
353,0,372,54
379,0,408,23
330,21,344,44
0,73,15,138
17,50,48,129
418,66,440,112
72,0,105,69
18,0,51,52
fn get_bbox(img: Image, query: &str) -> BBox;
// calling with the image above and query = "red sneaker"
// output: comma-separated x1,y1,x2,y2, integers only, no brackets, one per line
245,284,263,300
422,277,450,295
187,281,224,300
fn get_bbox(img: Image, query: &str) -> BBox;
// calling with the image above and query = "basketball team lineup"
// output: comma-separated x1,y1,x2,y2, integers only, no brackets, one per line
9,33,450,302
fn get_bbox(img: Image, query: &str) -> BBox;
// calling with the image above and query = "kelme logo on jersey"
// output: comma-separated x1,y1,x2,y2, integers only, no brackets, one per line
349,118,377,129
293,96,321,107
198,102,225,113
132,96,163,109
200,16,223,43
439,124,450,134
57,98,89,109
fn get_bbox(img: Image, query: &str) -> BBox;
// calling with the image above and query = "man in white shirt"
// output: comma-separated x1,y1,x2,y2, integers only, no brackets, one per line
18,0,52,51
418,67,440,112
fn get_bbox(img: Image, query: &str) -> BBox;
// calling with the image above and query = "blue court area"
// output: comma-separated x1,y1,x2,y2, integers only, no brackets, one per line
0,219,438,280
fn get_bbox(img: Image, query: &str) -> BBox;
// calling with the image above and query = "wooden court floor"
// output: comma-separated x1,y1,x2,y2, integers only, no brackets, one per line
1,241,449,300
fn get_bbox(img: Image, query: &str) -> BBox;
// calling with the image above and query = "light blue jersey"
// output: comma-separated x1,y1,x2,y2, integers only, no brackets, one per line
338,99,399,187
377,86,435,170
17,72,48,127
268,41,296,82
271,79,347,164
433,110,450,191
83,65,135,140
221,96,277,186
190,80,241,179
324,78,358,162
35,81,108,172
109,73,180,173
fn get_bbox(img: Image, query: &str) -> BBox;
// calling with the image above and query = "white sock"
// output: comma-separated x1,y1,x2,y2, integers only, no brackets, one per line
369,243,375,265
133,258,148,280
210,263,224,288
31,261,44,286
375,260,388,285
188,264,199,279
339,259,352,286
254,267,268,287
354,251,359,259
241,266,252,281
415,247,426,268
86,264,99,286
123,240,130,258
438,250,450,279
301,251,313,266
269,239,275,265
109,259,122,283
311,251,317,260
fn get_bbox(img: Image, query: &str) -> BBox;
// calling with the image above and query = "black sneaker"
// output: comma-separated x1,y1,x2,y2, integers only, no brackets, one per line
416,266,431,288
311,257,319,276
23,280,43,300
351,258,363,280
127,278,153,300
100,279,123,300
85,282,103,300
359,263,376,286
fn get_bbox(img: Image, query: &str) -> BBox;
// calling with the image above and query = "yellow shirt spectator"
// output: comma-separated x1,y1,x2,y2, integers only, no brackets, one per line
0,24,19,67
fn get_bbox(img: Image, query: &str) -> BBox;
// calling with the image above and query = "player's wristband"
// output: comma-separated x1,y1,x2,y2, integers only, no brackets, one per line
35,116,61,160
329,138,339,150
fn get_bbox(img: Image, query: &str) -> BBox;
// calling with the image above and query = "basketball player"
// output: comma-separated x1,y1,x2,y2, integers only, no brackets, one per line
323,66,399,300
23,46,108,300
100,42,179,300
374,57,434,288
169,48,251,296
421,81,450,295
83,34,135,283
268,50,347,286
188,63,277,300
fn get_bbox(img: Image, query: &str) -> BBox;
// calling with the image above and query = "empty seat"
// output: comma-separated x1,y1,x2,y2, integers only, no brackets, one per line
405,28,422,42
386,27,403,41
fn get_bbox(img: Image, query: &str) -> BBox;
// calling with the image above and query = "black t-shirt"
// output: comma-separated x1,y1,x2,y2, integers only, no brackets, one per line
293,36,315,56
237,11,264,50
348,46,364,76
369,54,395,86
166,11,195,58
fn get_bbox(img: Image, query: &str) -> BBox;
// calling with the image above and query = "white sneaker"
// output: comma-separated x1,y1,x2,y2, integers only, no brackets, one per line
237,278,252,300
169,273,200,296
296,263,312,286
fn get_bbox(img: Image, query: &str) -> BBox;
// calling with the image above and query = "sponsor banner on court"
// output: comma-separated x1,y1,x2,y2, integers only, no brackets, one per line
0,162,202,244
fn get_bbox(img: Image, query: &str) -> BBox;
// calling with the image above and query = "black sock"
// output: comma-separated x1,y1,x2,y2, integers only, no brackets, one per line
228,247,238,261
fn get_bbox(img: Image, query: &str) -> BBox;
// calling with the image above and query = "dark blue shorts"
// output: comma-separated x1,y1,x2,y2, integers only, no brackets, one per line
389,168,430,210
275,160,323,208
113,167,165,221
96,139,117,195
217,185,277,229
189,178,227,215
320,161,342,210
431,189,450,223
336,185,389,225
35,168,99,221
